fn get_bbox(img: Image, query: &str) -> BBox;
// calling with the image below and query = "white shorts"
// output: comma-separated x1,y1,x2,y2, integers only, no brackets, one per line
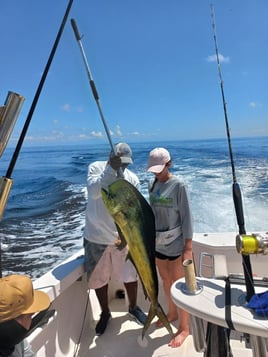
88,245,138,289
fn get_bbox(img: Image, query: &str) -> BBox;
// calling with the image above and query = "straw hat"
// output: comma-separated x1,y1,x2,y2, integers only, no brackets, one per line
0,275,50,323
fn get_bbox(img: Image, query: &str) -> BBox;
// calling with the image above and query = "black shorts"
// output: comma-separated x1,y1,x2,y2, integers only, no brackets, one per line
155,251,181,261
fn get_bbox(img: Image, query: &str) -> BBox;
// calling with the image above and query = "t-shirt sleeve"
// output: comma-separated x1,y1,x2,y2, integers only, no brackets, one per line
178,184,194,239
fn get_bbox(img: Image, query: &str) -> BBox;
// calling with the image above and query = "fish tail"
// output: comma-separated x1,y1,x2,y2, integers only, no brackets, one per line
142,304,156,339
155,302,174,337
142,302,174,339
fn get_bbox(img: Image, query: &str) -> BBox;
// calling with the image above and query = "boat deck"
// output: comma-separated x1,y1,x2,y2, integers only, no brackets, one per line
79,289,202,357
77,286,253,357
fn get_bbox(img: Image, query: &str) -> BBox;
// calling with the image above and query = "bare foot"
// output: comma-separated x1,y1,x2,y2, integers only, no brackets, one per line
155,314,178,328
168,329,189,348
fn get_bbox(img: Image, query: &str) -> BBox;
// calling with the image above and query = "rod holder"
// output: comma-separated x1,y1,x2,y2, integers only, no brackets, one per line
0,177,13,221
0,92,24,157
182,259,203,295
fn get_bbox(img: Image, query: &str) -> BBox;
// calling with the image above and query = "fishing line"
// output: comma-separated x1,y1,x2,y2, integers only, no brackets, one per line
210,4,255,301
70,18,123,177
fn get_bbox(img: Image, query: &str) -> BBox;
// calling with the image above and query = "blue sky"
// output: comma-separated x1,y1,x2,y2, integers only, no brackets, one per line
1,0,267,146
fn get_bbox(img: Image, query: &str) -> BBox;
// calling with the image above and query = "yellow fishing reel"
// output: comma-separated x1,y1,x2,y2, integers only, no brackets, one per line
236,233,268,255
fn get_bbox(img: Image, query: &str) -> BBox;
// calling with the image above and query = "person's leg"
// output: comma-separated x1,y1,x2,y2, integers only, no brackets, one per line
114,249,136,305
124,281,137,309
95,284,109,312
169,308,189,347
168,256,190,347
94,283,111,335
87,246,112,335
121,259,147,325
124,280,147,324
155,257,178,326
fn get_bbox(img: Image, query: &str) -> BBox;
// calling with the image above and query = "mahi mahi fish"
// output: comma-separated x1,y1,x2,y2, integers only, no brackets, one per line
101,178,174,338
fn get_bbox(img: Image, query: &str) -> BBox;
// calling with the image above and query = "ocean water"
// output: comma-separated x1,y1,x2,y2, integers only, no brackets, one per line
0,137,267,279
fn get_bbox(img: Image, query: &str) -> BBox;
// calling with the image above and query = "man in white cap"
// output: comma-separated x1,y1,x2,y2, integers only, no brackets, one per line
0,274,50,356
83,143,146,336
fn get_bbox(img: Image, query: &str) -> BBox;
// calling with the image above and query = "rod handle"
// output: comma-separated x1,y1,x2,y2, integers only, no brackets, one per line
0,177,13,221
71,18,82,41
90,80,99,101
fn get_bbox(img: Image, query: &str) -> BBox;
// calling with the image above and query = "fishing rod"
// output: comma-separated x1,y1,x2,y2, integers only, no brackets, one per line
70,18,123,177
0,0,74,277
210,4,255,301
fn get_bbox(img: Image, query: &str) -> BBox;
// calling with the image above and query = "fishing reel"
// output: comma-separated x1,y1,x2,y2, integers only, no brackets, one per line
236,233,268,255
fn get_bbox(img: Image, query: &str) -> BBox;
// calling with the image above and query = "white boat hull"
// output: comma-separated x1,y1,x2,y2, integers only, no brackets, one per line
27,233,268,356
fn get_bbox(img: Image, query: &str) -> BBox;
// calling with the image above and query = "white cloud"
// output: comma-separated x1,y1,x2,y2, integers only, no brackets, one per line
62,104,71,112
91,131,103,138
61,104,84,113
115,125,122,136
51,130,64,138
249,101,262,108
207,53,230,63
76,106,84,113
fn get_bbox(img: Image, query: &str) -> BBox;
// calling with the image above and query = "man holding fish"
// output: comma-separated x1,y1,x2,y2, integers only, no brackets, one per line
83,142,146,336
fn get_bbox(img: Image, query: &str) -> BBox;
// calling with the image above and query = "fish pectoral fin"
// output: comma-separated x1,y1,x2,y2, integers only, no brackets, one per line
115,223,127,250
101,187,109,197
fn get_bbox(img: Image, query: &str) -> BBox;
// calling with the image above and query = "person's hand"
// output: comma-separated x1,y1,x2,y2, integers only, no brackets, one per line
109,152,122,171
182,239,192,262
182,247,192,262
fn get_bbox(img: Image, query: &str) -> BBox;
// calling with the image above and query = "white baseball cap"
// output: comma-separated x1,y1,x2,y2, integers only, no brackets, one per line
115,143,133,164
147,147,171,173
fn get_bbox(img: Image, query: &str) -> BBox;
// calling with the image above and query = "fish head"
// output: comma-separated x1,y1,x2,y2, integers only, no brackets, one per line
101,179,137,223
101,186,121,217
101,178,156,251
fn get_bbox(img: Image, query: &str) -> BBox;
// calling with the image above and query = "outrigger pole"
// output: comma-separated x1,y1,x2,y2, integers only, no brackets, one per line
0,0,74,277
70,19,119,161
210,4,255,301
